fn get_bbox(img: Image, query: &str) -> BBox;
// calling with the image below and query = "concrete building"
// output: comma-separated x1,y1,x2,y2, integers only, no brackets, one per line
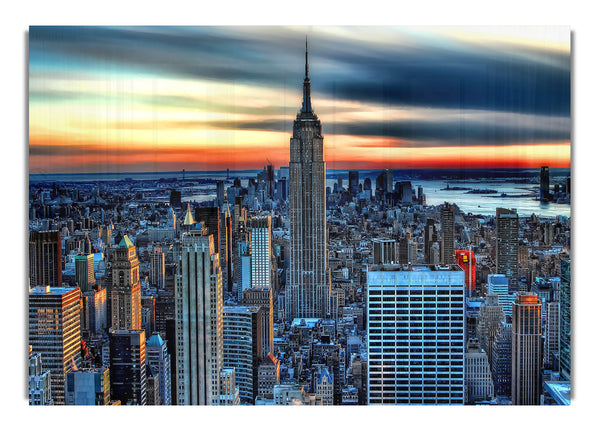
29,230,62,288
491,321,512,396
110,235,141,331
109,329,147,405
496,208,519,290
559,259,571,381
146,332,172,405
441,202,455,265
175,229,223,405
487,274,514,318
464,339,494,403
29,285,82,405
243,286,274,355
257,353,280,399
65,367,110,405
372,238,397,265
315,367,334,405
286,43,331,319
512,293,542,405
219,368,240,405
223,305,264,404
249,216,272,289
150,247,165,289
74,253,95,292
29,352,53,405
81,285,107,336
544,302,560,370
476,294,505,359
367,264,465,404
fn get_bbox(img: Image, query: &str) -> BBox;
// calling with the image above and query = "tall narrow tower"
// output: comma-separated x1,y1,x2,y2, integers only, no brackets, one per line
286,39,331,319
110,235,141,331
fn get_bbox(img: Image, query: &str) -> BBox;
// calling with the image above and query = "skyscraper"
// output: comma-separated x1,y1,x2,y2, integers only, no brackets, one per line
29,230,62,288
491,321,512,396
348,170,359,196
109,330,147,405
175,229,223,405
441,202,454,265
146,332,172,405
29,352,53,405
424,219,437,265
74,253,95,292
512,293,542,405
249,216,272,289
29,285,82,405
367,264,465,404
540,166,550,201
286,41,331,319
150,247,165,290
559,259,571,380
110,235,141,331
222,305,264,404
496,208,519,290
243,286,274,356
455,250,476,292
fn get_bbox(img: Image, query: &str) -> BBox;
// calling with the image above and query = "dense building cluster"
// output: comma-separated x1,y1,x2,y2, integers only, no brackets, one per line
27,48,571,406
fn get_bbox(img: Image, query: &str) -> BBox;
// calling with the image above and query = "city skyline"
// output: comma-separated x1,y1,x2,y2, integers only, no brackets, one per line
29,26,570,174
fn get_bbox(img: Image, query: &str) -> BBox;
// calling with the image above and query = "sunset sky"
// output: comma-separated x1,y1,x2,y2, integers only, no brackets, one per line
28,26,571,174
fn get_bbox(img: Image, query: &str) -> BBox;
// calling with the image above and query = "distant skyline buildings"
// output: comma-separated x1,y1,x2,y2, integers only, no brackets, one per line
29,26,570,174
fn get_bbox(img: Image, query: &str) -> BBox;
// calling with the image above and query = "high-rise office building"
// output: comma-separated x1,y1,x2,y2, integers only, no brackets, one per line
464,339,494,403
175,229,223,405
146,332,172,406
512,293,542,405
286,41,331,319
487,274,514,318
109,329,147,405
367,264,465,404
195,206,232,294
249,216,272,289
455,250,476,292
544,302,560,369
372,238,398,265
29,352,53,405
540,166,550,201
348,170,359,196
496,208,519,290
476,294,505,359
29,230,62,288
81,285,107,336
110,235,141,331
74,253,95,292
441,202,454,265
65,367,110,405
424,219,437,265
559,259,571,380
243,286,274,355
223,305,264,404
29,285,82,405
491,321,512,396
150,247,165,289
257,353,280,399
219,368,240,405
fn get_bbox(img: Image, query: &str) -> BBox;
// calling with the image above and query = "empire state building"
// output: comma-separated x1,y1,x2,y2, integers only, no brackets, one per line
285,41,331,319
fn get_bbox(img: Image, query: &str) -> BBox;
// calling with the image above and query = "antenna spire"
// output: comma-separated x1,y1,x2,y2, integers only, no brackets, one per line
305,36,309,79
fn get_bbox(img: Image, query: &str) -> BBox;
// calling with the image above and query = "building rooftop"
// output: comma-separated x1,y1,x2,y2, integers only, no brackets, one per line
117,235,134,249
369,264,463,272
544,381,571,405
29,285,79,296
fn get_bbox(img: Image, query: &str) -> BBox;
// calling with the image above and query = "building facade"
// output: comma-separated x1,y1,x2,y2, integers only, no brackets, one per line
175,230,223,405
109,329,147,405
65,367,110,405
367,264,465,404
110,235,141,331
441,203,455,265
512,293,542,405
249,216,272,289
285,42,331,319
29,285,82,405
146,332,172,405
496,208,519,290
29,230,62,288
223,305,263,404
